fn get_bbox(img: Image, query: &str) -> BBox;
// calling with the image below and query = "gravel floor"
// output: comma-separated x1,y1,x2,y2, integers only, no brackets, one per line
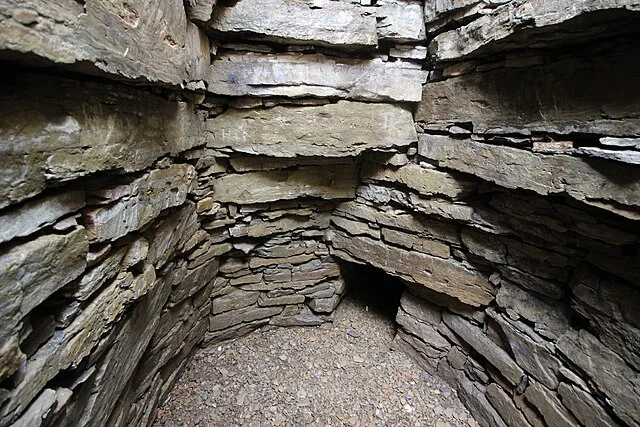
154,286,476,427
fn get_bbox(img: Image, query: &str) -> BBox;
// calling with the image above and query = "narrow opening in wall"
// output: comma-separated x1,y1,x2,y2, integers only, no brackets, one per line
338,261,405,323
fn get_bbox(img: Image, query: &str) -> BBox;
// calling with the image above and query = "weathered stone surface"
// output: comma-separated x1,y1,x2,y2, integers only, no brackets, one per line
416,48,640,136
490,310,560,390
443,311,524,386
486,383,533,427
524,382,579,427
332,216,380,239
361,162,476,199
439,362,509,427
571,267,640,370
229,156,354,173
461,228,506,264
424,0,485,24
400,291,443,326
430,0,640,61
0,265,155,424
209,305,283,331
375,0,426,42
145,202,199,268
558,383,618,427
0,191,84,244
210,165,357,204
575,147,640,165
329,230,494,307
0,74,205,209
419,136,640,213
270,305,330,327
308,294,341,313
212,290,259,314
496,281,569,340
209,0,377,50
600,137,640,149
230,212,332,238
396,309,451,351
84,164,197,242
1,226,87,317
209,53,425,102
11,388,56,427
0,0,210,85
334,200,461,245
381,228,451,259
71,267,172,427
185,0,216,23
557,329,640,427
207,101,416,157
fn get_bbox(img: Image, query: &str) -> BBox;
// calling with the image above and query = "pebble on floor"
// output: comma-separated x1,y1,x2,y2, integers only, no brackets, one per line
154,289,476,427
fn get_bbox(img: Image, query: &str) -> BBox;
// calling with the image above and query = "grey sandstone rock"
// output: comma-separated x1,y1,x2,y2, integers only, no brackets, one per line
486,383,533,427
0,191,84,244
399,291,443,326
524,382,579,427
0,74,205,209
361,161,476,200
442,311,524,386
208,53,425,102
209,305,283,331
375,0,426,42
210,165,358,204
209,0,377,50
207,101,416,157
396,309,451,351
496,281,569,340
430,0,640,61
557,329,640,427
308,294,341,314
417,48,640,137
489,310,561,390
439,361,509,427
0,0,210,85
575,147,640,165
558,383,618,427
419,136,640,215
185,0,217,23
0,228,88,354
212,290,260,315
329,230,494,307
84,164,197,242
1,265,156,425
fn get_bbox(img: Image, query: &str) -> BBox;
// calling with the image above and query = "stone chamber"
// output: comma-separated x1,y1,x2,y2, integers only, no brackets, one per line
0,1,639,426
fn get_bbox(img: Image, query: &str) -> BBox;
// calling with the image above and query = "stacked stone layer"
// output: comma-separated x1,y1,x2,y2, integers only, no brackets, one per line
0,1,639,427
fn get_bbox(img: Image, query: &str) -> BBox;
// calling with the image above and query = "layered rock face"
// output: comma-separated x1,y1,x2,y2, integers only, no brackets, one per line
0,1,639,427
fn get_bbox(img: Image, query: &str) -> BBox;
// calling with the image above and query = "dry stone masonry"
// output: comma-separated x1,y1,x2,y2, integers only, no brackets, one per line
0,1,639,426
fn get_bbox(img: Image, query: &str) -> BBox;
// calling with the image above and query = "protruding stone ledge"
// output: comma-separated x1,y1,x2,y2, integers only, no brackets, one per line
418,135,640,217
430,0,640,61
207,101,417,157
209,0,378,50
416,47,640,136
209,165,358,205
208,53,426,102
0,0,210,86
0,74,206,210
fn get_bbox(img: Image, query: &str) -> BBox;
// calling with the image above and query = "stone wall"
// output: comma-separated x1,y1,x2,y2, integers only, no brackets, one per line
0,1,638,426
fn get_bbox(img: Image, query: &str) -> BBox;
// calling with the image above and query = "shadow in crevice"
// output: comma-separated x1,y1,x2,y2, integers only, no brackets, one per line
338,261,405,322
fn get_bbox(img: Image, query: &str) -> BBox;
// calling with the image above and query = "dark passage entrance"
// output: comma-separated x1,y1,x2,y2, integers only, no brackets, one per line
338,261,405,323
